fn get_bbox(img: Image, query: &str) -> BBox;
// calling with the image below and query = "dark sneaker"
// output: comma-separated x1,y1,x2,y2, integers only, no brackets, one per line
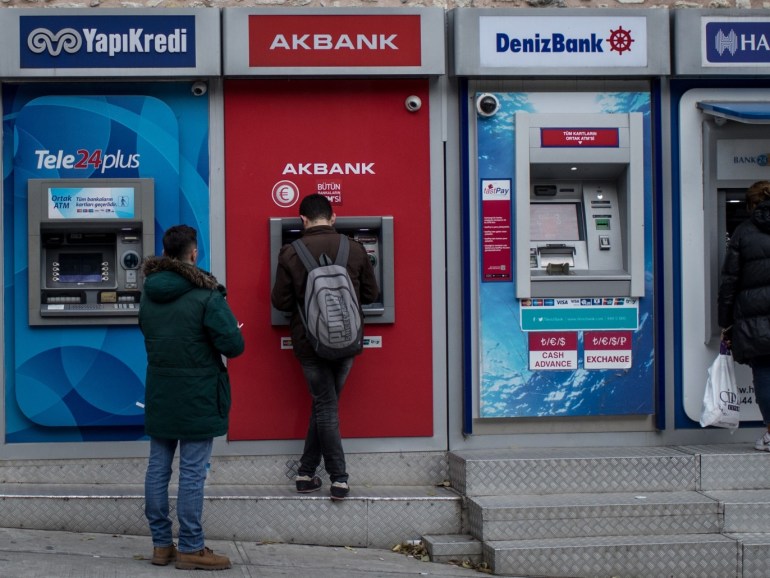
151,544,176,566
175,547,231,571
330,481,350,501
296,475,322,493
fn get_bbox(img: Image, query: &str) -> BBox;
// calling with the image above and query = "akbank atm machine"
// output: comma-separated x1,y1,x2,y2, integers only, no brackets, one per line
28,178,155,326
515,112,646,299
269,216,395,324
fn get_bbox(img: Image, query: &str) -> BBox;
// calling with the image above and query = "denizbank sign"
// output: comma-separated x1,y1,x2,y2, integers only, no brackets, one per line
20,15,196,68
703,17,770,66
480,16,648,68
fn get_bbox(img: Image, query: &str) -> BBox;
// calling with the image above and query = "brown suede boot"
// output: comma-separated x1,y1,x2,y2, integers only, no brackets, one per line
151,544,176,566
175,546,232,570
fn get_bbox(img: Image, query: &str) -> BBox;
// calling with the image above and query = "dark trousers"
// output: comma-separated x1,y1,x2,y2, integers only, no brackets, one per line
752,355,770,425
298,356,354,483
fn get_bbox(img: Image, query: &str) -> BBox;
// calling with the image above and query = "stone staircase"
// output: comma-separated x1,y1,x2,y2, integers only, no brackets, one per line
424,445,770,577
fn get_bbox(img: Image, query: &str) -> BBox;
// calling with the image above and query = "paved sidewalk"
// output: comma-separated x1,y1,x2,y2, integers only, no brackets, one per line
0,528,489,577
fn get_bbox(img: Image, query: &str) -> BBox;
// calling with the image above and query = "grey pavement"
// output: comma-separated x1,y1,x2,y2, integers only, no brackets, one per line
0,528,491,578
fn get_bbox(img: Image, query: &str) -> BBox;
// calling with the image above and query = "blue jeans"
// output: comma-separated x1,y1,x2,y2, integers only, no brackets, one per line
298,356,354,484
752,355,770,425
145,437,213,553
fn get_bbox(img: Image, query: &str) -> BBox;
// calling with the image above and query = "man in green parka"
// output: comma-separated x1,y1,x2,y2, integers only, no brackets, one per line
139,225,244,571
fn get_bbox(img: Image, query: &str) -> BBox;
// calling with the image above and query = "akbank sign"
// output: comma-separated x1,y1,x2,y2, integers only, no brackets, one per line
19,15,196,69
704,18,770,66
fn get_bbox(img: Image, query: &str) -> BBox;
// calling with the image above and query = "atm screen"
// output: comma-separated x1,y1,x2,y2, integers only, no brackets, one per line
530,203,582,241
47,187,136,220
58,253,103,283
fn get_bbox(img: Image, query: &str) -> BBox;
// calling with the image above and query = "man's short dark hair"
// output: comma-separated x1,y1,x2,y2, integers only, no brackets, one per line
163,225,197,260
299,194,333,221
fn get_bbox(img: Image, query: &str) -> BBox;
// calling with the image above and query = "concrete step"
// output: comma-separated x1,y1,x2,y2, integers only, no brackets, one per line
0,483,461,549
468,490,721,541
449,447,697,496
422,534,483,565
483,533,740,578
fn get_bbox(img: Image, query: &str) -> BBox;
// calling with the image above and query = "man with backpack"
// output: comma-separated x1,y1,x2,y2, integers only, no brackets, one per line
271,194,380,500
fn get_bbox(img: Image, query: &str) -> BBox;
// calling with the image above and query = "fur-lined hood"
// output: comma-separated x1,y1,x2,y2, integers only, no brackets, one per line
142,255,223,304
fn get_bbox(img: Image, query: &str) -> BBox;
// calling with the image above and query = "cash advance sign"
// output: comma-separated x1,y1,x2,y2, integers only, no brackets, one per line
19,15,195,68
480,16,648,68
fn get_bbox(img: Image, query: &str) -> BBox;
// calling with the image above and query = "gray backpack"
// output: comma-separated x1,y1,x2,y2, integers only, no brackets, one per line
291,235,364,359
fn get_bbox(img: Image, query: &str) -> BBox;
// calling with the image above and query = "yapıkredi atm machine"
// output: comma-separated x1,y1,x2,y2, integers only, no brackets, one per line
28,178,154,326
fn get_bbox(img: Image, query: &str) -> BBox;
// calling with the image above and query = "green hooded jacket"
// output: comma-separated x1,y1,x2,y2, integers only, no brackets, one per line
139,256,244,440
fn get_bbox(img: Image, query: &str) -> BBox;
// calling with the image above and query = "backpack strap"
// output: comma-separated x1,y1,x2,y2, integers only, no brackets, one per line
291,239,319,273
335,234,350,267
292,235,350,270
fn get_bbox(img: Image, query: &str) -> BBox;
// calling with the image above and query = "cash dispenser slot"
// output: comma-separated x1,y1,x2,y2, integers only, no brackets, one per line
537,244,576,268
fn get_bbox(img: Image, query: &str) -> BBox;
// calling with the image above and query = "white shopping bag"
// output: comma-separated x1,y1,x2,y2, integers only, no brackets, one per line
700,342,740,430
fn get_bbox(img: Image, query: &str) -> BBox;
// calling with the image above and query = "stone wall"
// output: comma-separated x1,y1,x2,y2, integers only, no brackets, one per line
0,0,765,14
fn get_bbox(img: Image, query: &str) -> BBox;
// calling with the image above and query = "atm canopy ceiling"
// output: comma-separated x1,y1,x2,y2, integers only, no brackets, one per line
699,101,770,124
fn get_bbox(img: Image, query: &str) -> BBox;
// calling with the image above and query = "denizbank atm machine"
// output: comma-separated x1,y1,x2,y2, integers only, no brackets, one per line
450,8,668,435
514,112,646,299
673,10,770,428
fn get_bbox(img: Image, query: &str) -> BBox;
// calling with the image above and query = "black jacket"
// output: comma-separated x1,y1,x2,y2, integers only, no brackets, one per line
719,200,770,363
271,225,380,360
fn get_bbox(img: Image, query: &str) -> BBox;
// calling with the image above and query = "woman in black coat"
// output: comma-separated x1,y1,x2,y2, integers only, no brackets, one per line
719,180,770,451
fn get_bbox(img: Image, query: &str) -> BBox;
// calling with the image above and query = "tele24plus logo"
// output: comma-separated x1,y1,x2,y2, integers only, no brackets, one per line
35,149,140,174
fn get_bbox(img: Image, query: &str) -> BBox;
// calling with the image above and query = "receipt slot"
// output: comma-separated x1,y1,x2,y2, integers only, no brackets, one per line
514,112,645,298
269,216,394,325
28,178,155,326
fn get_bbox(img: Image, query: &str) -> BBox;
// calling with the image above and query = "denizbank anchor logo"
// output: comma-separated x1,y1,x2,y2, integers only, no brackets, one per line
479,16,648,68
20,15,196,69
705,19,770,66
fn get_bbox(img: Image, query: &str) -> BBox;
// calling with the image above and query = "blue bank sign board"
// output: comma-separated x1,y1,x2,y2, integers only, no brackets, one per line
704,17,770,66
20,15,195,69
0,9,220,77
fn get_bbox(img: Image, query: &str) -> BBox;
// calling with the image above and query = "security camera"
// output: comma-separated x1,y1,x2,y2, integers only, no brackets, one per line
191,81,208,97
476,93,500,117
405,95,422,112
